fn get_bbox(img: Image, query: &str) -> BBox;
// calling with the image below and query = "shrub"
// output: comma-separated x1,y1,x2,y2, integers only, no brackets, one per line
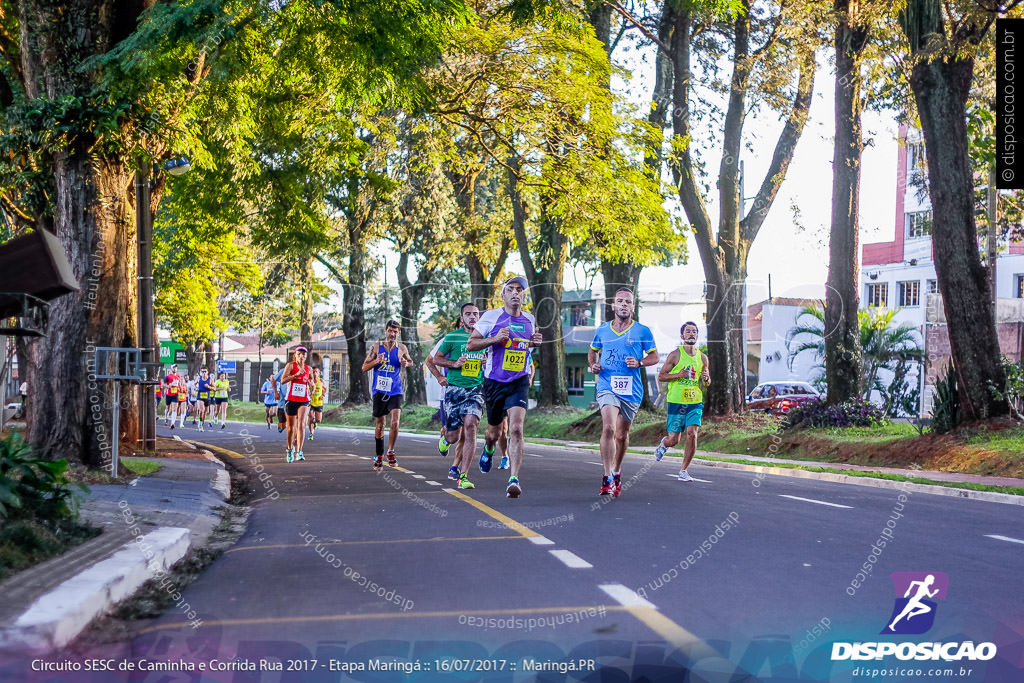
785,398,889,429
0,433,85,524
930,363,959,435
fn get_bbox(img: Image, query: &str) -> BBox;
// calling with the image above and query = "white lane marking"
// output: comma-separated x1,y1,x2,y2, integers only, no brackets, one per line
986,534,1024,546
359,456,371,460
527,454,544,458
585,461,604,466
549,549,593,569
403,470,415,474
599,583,656,608
346,454,359,457
411,475,426,479
530,536,555,545
663,474,712,483
778,494,853,509
442,488,456,493
426,481,442,486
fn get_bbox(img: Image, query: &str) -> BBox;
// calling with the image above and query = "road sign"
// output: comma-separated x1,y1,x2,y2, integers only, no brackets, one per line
217,360,236,374
174,350,187,363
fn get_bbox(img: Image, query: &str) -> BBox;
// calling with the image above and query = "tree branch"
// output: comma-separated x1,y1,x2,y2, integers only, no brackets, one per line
740,49,815,243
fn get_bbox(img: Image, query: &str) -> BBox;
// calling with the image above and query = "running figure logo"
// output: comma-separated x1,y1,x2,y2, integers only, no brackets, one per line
882,572,949,635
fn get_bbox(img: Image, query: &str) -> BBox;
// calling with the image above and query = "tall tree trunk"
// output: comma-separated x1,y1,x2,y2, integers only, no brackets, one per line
825,0,867,404
905,37,1008,420
670,4,814,416
397,252,433,404
343,229,370,404
509,161,569,407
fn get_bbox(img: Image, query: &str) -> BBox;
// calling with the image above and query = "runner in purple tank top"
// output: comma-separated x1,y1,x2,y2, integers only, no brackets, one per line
466,276,543,498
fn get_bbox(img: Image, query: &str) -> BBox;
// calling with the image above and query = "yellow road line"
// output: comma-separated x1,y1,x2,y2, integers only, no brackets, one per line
139,606,629,634
443,488,541,539
190,440,246,459
226,536,524,553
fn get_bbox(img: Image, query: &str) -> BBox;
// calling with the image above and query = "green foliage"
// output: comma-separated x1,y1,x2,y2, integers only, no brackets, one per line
931,363,960,435
0,434,85,524
786,305,923,403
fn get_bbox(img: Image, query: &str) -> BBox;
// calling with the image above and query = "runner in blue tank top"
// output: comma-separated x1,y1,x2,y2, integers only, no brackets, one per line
361,319,414,469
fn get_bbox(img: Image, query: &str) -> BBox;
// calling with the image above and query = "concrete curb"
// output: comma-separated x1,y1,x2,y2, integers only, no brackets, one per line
513,441,1024,506
0,527,189,652
690,459,1024,506
196,450,231,501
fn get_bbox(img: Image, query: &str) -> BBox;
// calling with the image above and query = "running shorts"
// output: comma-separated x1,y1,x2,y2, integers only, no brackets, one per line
372,392,403,418
483,376,530,426
443,385,485,431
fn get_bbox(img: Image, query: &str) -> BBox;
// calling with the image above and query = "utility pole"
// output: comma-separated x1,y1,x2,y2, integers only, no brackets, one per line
136,166,156,451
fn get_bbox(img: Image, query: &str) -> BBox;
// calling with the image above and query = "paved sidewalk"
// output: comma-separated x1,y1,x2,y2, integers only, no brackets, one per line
0,446,231,653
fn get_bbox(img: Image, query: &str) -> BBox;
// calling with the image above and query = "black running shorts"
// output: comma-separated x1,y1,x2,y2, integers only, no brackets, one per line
372,392,403,418
483,376,530,426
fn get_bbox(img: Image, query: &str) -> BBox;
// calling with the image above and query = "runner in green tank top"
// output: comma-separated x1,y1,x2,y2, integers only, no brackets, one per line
655,321,710,482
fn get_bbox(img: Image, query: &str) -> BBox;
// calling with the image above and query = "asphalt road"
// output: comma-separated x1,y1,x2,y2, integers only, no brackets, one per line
51,419,1024,681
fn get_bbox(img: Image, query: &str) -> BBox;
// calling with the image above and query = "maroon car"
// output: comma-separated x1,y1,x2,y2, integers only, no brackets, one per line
746,382,820,415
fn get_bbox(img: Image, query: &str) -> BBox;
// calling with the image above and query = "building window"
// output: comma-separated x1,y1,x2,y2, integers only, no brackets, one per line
908,141,926,173
866,283,888,308
1016,274,1024,299
562,303,593,327
906,211,932,239
926,279,938,294
567,366,585,396
898,280,920,307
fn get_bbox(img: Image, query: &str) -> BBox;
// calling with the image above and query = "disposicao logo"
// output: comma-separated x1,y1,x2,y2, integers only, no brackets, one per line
831,571,997,663
882,571,948,635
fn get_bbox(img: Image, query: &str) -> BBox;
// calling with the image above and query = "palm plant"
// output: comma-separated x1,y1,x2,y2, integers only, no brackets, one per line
786,305,923,403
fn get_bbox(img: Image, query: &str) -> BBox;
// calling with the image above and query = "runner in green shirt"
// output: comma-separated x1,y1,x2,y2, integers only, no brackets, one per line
430,303,484,490
213,372,231,429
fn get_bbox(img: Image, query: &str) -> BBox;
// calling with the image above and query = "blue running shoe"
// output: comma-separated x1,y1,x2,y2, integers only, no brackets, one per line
506,477,521,498
296,451,305,461
654,437,668,461
448,465,460,481
479,448,494,473
286,447,294,463
498,455,510,470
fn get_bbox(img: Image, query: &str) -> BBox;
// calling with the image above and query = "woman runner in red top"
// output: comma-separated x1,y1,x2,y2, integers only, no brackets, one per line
282,346,312,462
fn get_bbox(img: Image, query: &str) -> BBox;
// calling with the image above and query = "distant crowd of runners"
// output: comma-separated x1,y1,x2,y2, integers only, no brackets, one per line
159,275,711,499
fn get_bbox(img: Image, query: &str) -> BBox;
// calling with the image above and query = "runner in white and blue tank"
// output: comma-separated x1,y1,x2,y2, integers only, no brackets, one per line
588,287,659,497
361,320,414,469
466,276,543,498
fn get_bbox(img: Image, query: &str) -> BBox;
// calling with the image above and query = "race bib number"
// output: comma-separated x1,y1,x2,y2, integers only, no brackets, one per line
375,375,393,393
682,386,702,402
167,387,178,395
199,392,209,400
502,349,527,372
290,383,307,398
610,375,633,397
461,358,482,378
